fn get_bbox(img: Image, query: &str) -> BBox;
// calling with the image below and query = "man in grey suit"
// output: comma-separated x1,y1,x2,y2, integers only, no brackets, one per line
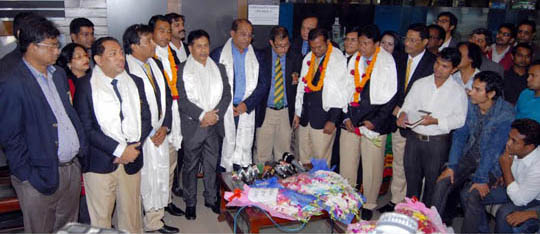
176,29,231,220
469,28,505,77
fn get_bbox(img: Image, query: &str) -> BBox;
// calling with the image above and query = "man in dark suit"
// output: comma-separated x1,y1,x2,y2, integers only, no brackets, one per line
0,18,87,233
177,30,231,219
290,16,318,59
74,37,151,233
379,23,437,213
254,26,300,164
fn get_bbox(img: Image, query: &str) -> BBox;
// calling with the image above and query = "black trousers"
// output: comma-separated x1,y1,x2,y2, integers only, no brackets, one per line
404,133,450,207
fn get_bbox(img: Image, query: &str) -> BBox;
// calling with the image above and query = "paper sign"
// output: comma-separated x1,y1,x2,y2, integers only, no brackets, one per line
248,5,279,26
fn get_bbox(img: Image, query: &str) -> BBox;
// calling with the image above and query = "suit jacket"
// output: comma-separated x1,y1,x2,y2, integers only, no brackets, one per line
73,69,152,175
0,61,88,195
125,57,172,130
448,36,459,48
210,45,267,114
487,47,513,71
255,47,301,128
480,55,504,77
0,46,22,76
290,37,307,60
176,61,231,138
394,50,436,134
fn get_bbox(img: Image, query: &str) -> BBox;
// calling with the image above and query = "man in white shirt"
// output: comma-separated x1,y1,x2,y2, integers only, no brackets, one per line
166,13,189,63
452,42,483,91
460,119,540,233
397,47,467,207
436,12,458,51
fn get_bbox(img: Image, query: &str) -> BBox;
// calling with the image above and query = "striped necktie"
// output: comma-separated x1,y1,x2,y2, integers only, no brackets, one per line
273,57,284,109
404,58,412,91
143,63,157,93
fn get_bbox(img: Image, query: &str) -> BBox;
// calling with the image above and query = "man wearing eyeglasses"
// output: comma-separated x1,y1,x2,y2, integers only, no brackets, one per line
0,19,87,233
515,19,540,61
488,23,516,71
210,19,263,172
435,12,459,51
427,24,446,56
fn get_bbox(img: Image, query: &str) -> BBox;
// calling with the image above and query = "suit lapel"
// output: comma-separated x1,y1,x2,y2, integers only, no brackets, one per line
18,62,57,123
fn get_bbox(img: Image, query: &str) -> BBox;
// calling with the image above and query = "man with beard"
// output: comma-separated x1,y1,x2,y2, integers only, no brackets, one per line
488,23,516,71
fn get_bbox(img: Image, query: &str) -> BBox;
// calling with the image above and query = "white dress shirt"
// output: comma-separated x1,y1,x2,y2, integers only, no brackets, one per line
507,147,540,206
169,41,187,63
400,74,468,136
438,36,452,52
407,49,426,82
452,68,480,91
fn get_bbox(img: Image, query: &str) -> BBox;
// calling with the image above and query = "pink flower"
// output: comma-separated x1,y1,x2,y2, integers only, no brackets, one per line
350,70,355,75
304,87,311,93
361,73,366,78
307,61,311,66
302,77,307,83
355,56,361,61
356,87,363,93
350,102,360,107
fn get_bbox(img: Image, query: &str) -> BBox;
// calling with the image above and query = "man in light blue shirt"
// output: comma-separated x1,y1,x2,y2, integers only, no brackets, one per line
516,61,540,123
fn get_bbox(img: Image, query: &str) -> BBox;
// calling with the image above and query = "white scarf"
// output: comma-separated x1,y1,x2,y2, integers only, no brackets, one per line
155,45,182,150
170,41,187,63
126,55,169,210
345,48,397,106
183,55,223,112
91,65,141,147
295,46,349,117
219,38,259,172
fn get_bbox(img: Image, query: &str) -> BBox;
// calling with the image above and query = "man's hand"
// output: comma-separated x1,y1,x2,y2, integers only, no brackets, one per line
201,109,219,127
151,127,168,147
420,115,438,126
344,119,355,132
291,72,299,85
233,103,247,117
506,210,538,227
499,149,513,171
293,115,300,129
396,112,408,128
120,142,141,164
392,106,400,117
362,120,375,130
323,121,336,135
437,168,455,183
469,183,490,199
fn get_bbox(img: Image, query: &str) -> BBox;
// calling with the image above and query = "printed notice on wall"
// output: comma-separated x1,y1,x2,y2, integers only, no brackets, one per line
248,5,279,25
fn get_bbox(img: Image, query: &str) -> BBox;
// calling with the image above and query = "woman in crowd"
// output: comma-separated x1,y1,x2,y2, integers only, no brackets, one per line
56,43,90,98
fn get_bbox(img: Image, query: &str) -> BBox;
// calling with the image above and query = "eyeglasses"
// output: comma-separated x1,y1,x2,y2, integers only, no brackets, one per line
37,42,61,50
497,31,512,37
436,19,450,24
236,32,254,38
403,37,422,43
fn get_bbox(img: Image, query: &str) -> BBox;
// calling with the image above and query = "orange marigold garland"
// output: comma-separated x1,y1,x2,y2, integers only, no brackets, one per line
155,46,179,100
350,46,380,104
302,42,333,93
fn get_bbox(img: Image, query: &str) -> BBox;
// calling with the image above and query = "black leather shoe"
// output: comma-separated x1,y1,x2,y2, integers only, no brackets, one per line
361,208,373,221
155,224,179,233
185,206,196,220
205,201,220,214
165,203,185,216
377,202,396,213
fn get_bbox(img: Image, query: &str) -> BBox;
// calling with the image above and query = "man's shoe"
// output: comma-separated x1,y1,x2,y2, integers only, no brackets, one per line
361,208,373,221
185,206,196,220
165,203,185,216
377,202,396,213
155,224,179,233
205,201,220,214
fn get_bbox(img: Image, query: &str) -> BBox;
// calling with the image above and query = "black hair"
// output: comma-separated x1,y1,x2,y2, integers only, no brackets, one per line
69,17,94,35
165,13,185,24
381,30,404,55
511,119,540,147
407,23,429,40
13,12,45,40
345,26,360,36
498,23,517,39
457,42,483,69
358,24,380,42
231,19,252,31
437,11,458,33
308,28,328,41
18,19,60,54
532,60,540,66
122,24,153,54
439,47,461,68
56,43,88,81
512,42,533,56
148,15,169,31
473,71,503,100
471,28,493,45
91,37,120,64
302,15,318,25
428,24,446,42
187,29,210,46
269,26,289,41
517,19,536,34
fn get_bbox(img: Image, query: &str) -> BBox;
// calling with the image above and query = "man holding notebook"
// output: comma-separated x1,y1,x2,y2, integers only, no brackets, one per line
397,47,467,206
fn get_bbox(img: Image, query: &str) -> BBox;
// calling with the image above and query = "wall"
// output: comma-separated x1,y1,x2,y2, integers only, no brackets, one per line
54,0,108,44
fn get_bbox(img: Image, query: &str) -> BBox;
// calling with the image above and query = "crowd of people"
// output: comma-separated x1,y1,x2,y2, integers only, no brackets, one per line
0,9,539,233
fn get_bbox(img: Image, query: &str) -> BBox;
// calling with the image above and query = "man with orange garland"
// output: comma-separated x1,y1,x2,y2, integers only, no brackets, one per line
148,14,185,217
340,24,397,220
293,28,348,167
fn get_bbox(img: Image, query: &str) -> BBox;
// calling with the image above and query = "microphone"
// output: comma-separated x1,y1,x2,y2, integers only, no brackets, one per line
283,152,306,173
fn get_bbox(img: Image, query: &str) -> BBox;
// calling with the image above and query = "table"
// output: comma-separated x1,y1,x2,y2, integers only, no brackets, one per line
217,172,346,233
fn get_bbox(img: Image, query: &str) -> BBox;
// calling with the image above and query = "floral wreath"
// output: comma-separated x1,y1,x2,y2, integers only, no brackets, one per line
154,46,179,100
350,46,380,106
302,42,333,93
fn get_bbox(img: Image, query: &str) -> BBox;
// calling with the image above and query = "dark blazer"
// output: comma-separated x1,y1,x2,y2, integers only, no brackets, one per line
255,47,301,128
73,69,152,175
393,50,436,134
125,57,172,130
290,37,307,59
298,67,341,129
210,45,268,114
0,61,88,195
0,46,22,75
176,61,231,138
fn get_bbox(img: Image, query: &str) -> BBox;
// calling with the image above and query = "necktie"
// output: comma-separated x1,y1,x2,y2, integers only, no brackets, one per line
111,79,124,121
273,57,284,109
143,63,157,93
404,58,413,91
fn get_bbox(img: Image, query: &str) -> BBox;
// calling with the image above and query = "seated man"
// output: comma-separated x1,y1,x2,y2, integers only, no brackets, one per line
516,60,540,123
432,71,515,223
460,118,540,233
505,204,540,233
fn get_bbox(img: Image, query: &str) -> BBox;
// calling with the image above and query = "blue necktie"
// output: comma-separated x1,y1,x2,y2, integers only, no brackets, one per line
111,79,124,121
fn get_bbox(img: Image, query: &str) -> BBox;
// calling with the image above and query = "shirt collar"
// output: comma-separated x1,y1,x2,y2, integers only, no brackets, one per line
23,58,56,79
409,49,426,62
232,43,246,54
516,147,540,167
